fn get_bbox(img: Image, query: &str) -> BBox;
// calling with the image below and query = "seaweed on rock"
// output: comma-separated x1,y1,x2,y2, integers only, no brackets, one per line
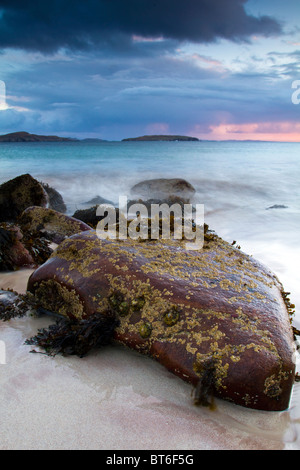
0,288,120,358
0,289,37,321
193,357,217,409
25,312,120,357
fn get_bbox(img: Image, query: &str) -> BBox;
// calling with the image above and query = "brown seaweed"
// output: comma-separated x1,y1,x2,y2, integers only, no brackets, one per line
25,312,119,357
0,289,37,321
193,357,217,408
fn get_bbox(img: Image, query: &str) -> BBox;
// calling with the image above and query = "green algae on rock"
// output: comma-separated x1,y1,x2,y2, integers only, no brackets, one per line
19,206,92,244
26,229,296,411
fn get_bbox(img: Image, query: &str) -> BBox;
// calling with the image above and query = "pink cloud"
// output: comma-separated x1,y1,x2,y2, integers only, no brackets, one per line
190,53,225,70
190,121,300,142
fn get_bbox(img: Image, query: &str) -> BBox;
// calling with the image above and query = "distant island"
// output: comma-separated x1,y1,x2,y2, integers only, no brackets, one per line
0,131,76,142
0,132,110,143
0,131,282,144
80,138,107,142
122,135,200,142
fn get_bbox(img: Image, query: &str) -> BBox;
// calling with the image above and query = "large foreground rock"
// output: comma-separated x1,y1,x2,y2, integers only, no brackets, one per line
27,230,295,411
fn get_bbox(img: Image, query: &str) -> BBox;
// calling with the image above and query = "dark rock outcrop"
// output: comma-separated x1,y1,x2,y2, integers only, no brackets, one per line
27,230,296,411
72,205,119,229
0,174,48,223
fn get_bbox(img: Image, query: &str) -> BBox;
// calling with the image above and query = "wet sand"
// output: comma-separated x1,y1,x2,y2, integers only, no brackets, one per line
0,269,300,450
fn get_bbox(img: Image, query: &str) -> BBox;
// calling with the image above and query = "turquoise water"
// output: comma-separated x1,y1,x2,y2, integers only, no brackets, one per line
0,140,300,323
0,140,299,209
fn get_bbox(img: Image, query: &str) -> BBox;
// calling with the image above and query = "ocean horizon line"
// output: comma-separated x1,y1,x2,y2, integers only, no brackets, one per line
0,130,299,145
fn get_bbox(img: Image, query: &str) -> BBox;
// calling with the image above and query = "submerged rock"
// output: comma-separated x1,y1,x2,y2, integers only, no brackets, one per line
266,205,288,210
0,174,48,222
19,206,92,244
83,195,115,206
130,178,196,203
27,229,296,411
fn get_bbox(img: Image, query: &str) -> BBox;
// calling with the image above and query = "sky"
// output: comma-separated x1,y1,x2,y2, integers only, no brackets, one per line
0,0,299,141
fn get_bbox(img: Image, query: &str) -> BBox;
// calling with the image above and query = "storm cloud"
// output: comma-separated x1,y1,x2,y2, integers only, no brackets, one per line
0,0,282,53
0,1,298,142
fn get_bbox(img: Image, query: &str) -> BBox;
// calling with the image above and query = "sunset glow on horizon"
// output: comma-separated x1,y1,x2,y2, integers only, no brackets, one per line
196,121,300,142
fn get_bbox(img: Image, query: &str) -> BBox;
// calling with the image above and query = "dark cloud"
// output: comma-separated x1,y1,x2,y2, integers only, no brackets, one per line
0,0,282,53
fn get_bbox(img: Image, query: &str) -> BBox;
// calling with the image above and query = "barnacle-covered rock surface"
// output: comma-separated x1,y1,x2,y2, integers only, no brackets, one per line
27,229,296,411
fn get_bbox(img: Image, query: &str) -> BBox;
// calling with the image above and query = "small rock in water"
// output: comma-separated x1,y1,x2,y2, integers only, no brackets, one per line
83,195,115,206
266,205,288,210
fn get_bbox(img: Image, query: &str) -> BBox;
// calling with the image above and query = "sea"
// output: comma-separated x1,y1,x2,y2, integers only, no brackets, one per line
0,140,300,450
